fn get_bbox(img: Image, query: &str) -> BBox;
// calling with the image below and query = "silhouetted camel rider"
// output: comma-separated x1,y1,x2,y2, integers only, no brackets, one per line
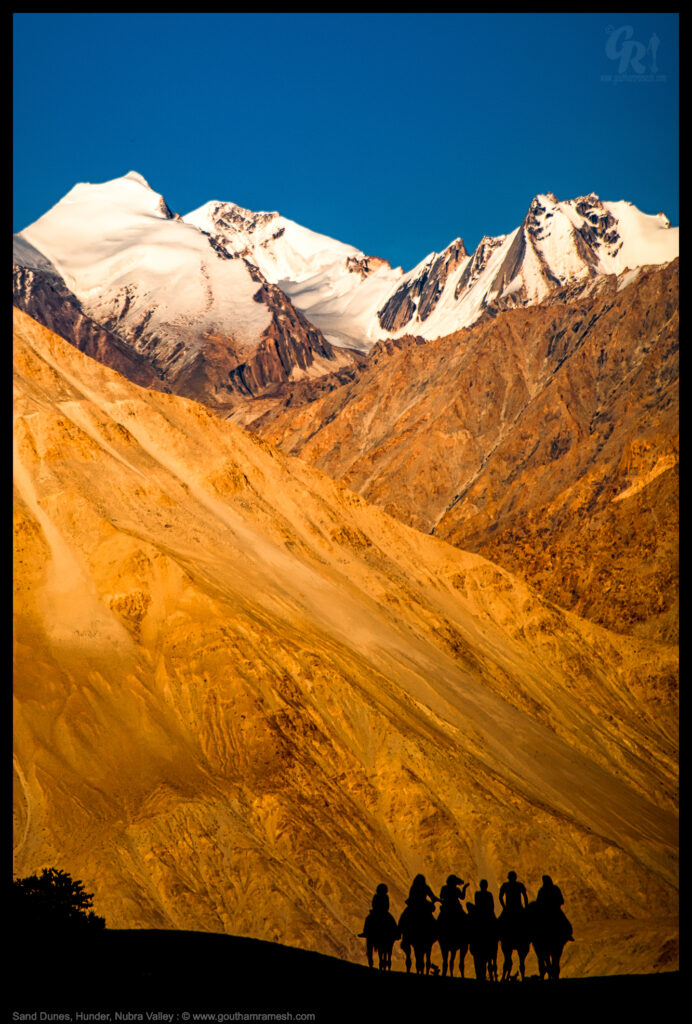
399,875,439,975
437,874,471,977
498,872,530,980
536,875,563,911
439,874,469,914
406,874,440,913
499,871,528,916
359,884,399,970
469,879,499,981
536,875,574,943
359,883,390,936
474,879,495,918
532,875,574,979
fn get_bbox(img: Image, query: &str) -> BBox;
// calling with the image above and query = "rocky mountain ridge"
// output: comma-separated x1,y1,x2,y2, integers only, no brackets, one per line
186,189,678,351
14,175,678,396
250,260,679,643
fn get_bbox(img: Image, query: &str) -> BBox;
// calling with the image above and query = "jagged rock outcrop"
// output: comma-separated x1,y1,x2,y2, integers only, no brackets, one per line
225,262,350,396
378,240,469,332
13,309,678,976
345,254,392,278
252,261,679,642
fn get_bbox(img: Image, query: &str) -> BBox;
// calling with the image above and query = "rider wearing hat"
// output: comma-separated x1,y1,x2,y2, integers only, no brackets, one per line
439,874,469,913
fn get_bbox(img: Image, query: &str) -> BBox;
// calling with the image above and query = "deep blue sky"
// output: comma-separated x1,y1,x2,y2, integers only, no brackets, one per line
13,12,678,271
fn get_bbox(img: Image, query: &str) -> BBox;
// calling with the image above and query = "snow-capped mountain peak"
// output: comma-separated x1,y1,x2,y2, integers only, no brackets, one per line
186,187,677,351
54,169,174,221
123,169,153,186
15,173,354,409
15,173,678,364
184,199,405,351
366,191,678,344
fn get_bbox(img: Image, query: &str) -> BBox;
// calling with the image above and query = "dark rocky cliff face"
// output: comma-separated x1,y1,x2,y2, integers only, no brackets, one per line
228,262,339,395
12,263,167,391
377,239,468,332
345,254,391,279
454,236,505,300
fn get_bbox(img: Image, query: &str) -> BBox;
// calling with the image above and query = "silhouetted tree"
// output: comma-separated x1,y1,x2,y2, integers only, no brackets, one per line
13,867,105,937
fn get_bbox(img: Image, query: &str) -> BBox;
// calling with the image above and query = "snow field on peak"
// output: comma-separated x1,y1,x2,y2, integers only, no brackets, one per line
529,203,593,284
20,175,272,348
184,200,405,351
600,201,679,272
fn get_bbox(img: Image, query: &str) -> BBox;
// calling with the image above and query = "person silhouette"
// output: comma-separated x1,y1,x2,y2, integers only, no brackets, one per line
499,870,528,916
439,874,469,914
371,883,390,915
536,874,574,943
536,875,563,911
399,875,439,975
474,878,495,918
406,873,440,912
358,883,399,969
469,879,498,981
358,883,390,937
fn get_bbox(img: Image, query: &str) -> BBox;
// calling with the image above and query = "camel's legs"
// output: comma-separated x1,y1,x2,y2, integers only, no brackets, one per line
518,952,526,980
402,941,412,973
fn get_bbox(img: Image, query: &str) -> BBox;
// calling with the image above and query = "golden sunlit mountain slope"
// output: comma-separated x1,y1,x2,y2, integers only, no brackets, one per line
252,262,678,643
13,308,677,976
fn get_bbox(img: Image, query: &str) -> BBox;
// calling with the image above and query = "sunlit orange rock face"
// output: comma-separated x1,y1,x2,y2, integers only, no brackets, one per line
13,309,677,977
253,261,678,644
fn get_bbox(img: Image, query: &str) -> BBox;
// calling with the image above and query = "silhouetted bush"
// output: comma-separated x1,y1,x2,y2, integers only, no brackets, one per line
13,867,106,937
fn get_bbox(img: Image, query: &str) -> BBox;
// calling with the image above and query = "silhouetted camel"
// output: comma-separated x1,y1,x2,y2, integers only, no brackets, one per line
362,910,400,970
528,899,572,980
498,907,530,981
466,901,499,981
398,903,437,975
437,900,470,977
